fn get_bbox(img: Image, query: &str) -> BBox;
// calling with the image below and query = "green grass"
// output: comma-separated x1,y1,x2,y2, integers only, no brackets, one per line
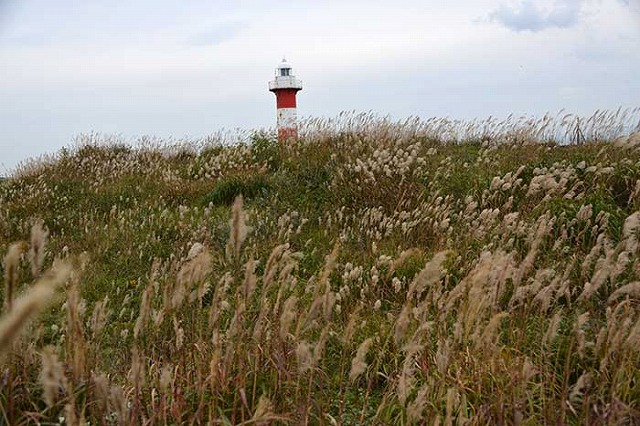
1,114,640,424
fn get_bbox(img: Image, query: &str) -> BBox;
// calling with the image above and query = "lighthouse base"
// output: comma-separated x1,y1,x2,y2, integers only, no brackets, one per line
278,127,298,142
277,107,298,142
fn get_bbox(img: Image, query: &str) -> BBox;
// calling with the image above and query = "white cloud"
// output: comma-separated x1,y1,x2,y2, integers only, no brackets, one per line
489,0,585,31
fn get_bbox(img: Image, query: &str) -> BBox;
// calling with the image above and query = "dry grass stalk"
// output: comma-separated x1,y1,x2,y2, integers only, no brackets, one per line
573,312,590,358
435,338,450,375
109,384,128,424
608,281,640,303
394,303,412,345
569,372,592,403
40,345,65,407
208,276,230,330
3,241,26,313
318,244,339,290
28,219,49,278
64,402,80,426
512,216,551,287
134,280,154,339
178,246,212,286
342,304,362,345
66,271,87,380
444,251,492,313
406,385,429,423
173,246,212,310
296,341,313,374
226,195,248,262
390,247,423,276
623,313,640,349
251,298,270,341
279,295,298,340
0,262,71,362
473,312,508,354
251,394,276,425
90,295,110,339
397,343,420,405
349,338,372,382
128,346,145,390
174,316,185,350
545,311,562,347
298,247,338,333
262,244,289,290
580,243,615,301
318,244,339,322
407,250,450,300
159,364,173,394
242,258,258,301
312,326,329,367
225,300,246,342
444,387,458,426
92,373,110,413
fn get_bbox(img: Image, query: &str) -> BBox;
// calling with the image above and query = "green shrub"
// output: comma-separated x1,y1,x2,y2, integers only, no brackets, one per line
205,174,272,206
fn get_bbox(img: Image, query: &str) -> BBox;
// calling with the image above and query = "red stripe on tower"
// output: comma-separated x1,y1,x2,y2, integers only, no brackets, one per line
268,59,302,142
275,90,298,109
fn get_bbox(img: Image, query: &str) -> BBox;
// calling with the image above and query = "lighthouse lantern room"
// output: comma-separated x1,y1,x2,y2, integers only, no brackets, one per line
269,59,303,142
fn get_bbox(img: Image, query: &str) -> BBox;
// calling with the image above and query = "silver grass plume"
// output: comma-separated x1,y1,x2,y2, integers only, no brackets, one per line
28,219,49,278
0,261,71,362
226,195,248,263
3,241,26,313
40,345,66,407
349,338,373,382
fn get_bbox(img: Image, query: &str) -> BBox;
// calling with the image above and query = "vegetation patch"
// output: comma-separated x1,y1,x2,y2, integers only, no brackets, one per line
1,112,640,424
204,173,272,206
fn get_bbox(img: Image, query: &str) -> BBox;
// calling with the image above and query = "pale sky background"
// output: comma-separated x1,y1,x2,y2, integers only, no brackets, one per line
0,0,639,173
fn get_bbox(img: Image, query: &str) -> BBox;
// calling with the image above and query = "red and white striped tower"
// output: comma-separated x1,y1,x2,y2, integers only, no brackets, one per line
268,59,303,142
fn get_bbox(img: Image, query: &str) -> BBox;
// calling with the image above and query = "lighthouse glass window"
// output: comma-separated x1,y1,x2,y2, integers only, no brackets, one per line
280,68,290,77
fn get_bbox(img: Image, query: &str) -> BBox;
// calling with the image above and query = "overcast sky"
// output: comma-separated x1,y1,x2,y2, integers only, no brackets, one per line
1,0,639,173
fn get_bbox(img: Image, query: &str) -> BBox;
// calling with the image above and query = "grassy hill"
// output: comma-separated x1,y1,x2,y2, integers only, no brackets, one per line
1,113,640,424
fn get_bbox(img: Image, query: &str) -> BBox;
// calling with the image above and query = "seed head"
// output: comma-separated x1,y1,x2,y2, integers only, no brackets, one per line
40,346,65,407
349,338,372,382
3,241,26,313
28,219,49,278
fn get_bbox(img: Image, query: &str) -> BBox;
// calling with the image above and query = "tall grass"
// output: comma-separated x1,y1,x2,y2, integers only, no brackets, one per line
1,109,640,424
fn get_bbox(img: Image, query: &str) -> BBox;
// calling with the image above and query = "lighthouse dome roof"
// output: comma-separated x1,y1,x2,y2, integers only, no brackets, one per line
276,59,293,70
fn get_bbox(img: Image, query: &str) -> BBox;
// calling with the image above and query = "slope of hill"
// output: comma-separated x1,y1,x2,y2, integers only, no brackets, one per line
1,113,640,424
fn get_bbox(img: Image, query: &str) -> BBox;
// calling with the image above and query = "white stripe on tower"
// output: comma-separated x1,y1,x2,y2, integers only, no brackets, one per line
277,108,297,129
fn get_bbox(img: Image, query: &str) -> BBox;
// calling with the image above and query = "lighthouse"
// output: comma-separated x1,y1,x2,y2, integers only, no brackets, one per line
268,59,303,142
